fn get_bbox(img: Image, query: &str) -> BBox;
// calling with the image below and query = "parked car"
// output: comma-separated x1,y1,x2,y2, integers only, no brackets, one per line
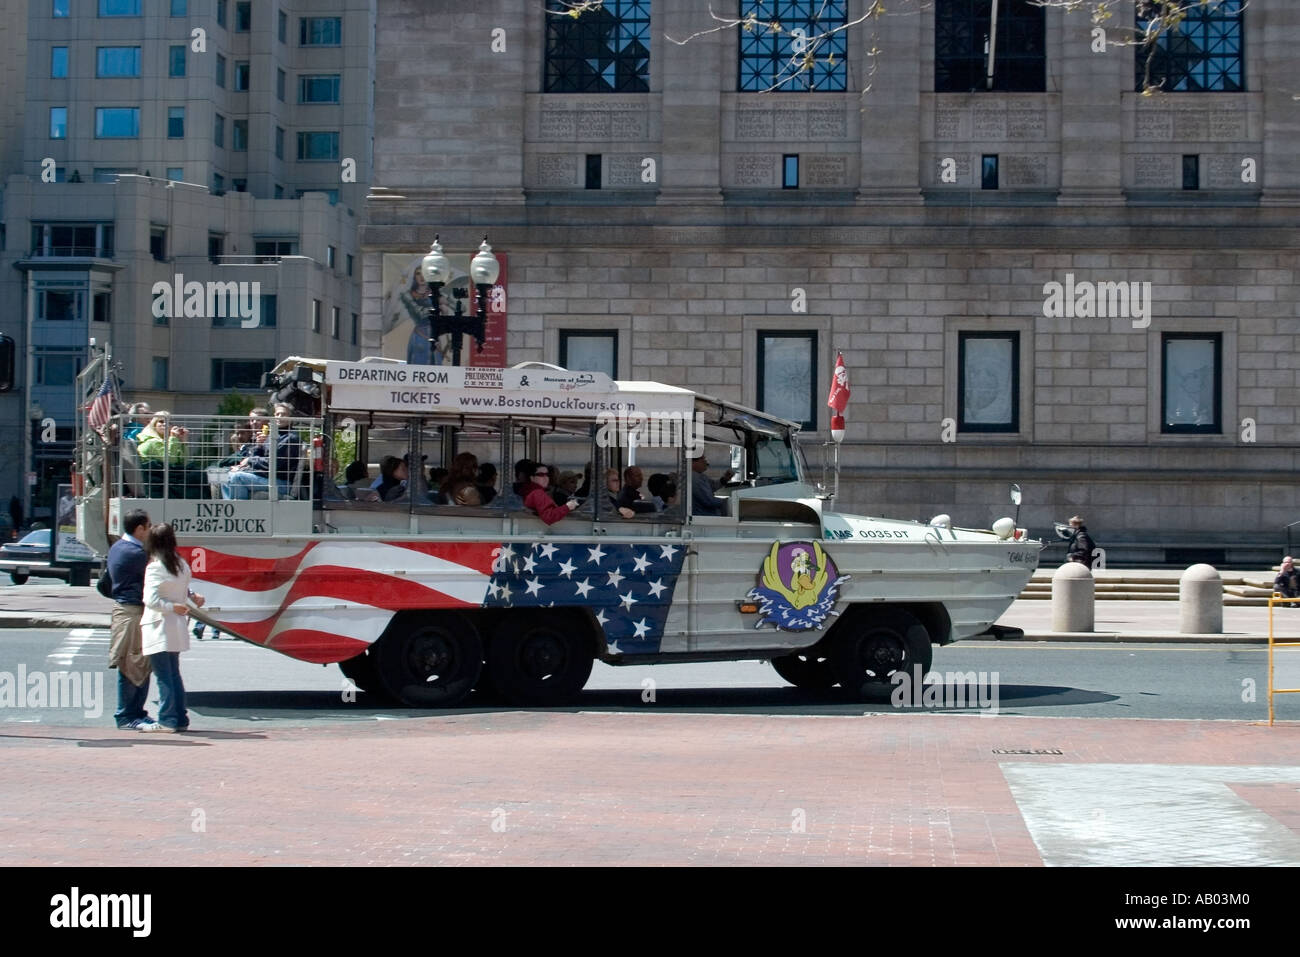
1,529,76,584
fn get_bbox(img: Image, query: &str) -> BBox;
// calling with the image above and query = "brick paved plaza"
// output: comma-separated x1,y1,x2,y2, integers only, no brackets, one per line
3,711,1296,866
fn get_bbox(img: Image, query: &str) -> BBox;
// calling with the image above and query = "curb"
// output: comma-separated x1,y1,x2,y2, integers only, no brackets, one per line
0,614,1279,644
1006,631,1269,644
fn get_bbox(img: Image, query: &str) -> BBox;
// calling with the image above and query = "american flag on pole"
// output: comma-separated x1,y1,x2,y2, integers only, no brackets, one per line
86,376,117,436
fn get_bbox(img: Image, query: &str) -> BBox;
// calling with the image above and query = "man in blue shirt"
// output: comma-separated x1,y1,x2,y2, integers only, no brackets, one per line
221,402,303,499
107,509,154,729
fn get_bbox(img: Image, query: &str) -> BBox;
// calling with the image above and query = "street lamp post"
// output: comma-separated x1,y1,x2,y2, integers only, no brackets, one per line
419,235,501,367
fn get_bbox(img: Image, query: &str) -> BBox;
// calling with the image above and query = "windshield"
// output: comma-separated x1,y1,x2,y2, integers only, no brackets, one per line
752,435,800,484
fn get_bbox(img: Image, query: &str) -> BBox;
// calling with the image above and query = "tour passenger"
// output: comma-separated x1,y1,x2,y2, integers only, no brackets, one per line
520,459,581,525
440,452,483,506
502,458,532,511
122,402,153,442
617,467,657,515
217,408,268,466
603,467,622,511
374,455,408,502
475,463,498,505
647,473,678,511
222,402,303,500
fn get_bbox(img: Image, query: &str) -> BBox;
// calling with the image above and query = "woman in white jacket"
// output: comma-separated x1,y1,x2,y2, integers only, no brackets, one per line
139,523,204,732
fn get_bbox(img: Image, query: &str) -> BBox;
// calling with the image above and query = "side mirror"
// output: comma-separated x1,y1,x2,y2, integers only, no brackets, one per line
1010,483,1021,507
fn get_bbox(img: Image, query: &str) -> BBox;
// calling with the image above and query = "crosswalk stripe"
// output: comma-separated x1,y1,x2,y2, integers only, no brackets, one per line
46,628,111,668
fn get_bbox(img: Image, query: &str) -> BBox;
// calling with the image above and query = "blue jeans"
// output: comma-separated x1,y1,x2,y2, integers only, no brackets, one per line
150,651,188,730
221,470,287,499
114,671,151,727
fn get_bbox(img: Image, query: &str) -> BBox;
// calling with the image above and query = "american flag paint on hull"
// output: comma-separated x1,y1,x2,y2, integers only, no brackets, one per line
179,539,684,662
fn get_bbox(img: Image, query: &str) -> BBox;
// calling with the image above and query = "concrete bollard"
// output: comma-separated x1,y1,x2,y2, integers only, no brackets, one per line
1180,564,1223,634
1052,562,1094,632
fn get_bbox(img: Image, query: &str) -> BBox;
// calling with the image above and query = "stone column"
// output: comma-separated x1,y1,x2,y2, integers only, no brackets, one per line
1055,7,1124,205
655,0,723,205
1259,0,1300,205
856,4,922,204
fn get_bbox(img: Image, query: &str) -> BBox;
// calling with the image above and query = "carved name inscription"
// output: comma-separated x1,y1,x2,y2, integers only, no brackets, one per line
536,154,578,187
802,154,848,187
935,109,961,139
735,110,774,140
1002,154,1047,186
734,154,777,186
1133,154,1175,188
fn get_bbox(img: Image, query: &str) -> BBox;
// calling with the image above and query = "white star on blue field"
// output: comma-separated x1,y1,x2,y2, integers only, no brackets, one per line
485,542,685,654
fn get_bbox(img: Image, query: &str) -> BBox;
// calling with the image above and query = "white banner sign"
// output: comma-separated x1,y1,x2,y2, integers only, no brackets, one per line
325,363,694,417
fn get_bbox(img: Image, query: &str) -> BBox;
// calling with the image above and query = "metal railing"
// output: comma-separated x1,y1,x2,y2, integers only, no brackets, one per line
102,413,321,503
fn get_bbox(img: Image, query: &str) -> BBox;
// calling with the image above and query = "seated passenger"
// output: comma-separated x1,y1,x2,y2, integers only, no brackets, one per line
475,463,498,505
344,460,370,492
222,403,303,500
555,470,582,505
374,455,408,502
603,467,622,511
136,414,204,498
647,473,678,511
502,458,532,511
217,408,268,466
519,459,580,525
440,453,482,506
617,467,657,515
122,402,153,442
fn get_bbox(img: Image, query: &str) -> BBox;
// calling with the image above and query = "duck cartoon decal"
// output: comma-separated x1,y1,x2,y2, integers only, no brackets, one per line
746,541,850,631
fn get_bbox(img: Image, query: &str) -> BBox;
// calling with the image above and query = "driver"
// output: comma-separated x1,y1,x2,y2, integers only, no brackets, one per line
690,454,729,517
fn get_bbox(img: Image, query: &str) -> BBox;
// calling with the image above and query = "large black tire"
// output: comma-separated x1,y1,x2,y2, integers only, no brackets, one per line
829,608,933,701
373,612,483,708
338,647,388,699
10,572,28,585
487,613,594,706
770,649,836,689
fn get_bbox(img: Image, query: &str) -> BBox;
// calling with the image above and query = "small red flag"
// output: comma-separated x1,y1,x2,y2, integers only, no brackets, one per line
827,352,850,414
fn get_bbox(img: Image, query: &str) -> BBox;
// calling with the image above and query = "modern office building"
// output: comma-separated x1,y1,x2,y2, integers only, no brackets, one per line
361,0,1300,563
0,0,374,523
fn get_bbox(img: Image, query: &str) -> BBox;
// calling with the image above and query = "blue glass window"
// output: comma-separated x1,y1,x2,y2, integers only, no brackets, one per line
97,47,141,77
95,107,140,138
99,0,141,15
545,0,649,93
1137,0,1243,92
739,0,846,92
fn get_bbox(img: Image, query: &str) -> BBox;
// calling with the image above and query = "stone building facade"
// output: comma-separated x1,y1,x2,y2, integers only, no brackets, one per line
362,0,1300,564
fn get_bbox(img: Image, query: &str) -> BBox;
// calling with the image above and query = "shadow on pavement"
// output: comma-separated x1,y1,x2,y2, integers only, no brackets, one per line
185,682,1118,720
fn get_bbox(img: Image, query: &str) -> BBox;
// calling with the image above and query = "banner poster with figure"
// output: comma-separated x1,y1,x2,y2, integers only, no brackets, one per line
380,252,508,368
54,483,95,563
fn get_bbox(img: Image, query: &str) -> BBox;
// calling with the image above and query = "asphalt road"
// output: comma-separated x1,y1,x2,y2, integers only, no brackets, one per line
1,627,1291,728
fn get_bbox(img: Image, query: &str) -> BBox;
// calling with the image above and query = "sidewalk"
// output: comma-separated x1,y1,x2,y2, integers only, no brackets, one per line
1,712,1296,865
2,578,1299,642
